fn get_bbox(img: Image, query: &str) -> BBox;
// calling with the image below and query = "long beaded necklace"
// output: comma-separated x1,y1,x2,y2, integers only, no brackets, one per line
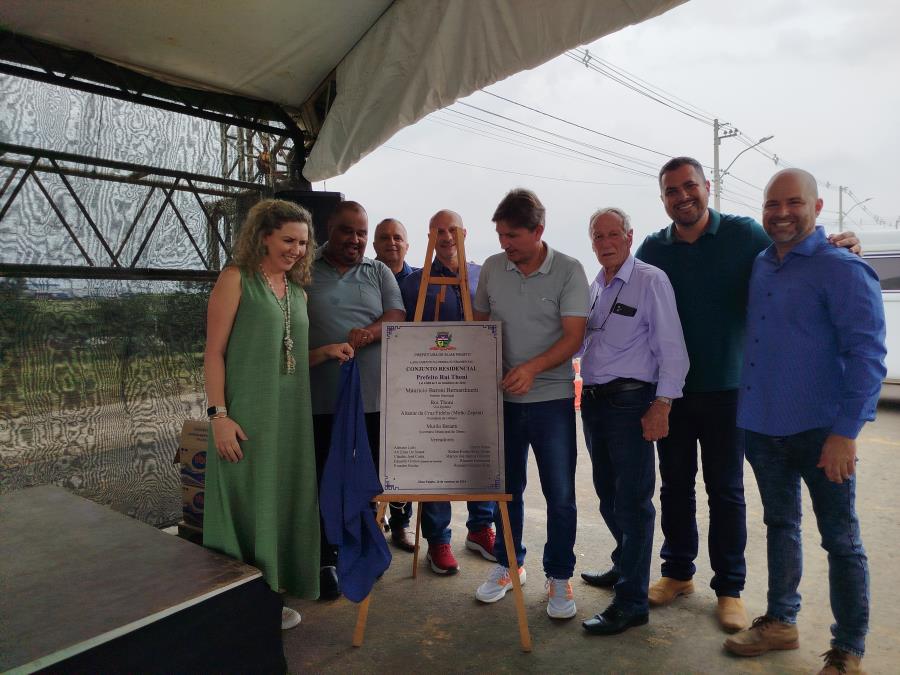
261,268,296,374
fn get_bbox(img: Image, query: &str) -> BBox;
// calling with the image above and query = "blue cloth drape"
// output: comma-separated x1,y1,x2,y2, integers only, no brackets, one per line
320,359,392,602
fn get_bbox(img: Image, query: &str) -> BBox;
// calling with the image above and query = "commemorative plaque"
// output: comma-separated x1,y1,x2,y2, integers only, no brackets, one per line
379,321,504,494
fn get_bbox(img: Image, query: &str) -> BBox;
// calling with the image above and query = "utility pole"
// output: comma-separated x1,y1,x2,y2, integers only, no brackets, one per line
713,118,739,211
838,186,844,232
838,187,873,231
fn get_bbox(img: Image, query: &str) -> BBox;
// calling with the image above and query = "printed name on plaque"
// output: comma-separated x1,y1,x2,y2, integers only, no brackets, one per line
379,322,504,494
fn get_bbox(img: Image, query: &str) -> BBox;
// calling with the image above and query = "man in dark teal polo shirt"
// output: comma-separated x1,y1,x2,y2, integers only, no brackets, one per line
635,157,859,634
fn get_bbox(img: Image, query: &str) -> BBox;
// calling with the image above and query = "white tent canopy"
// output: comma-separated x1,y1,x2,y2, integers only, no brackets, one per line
0,0,686,181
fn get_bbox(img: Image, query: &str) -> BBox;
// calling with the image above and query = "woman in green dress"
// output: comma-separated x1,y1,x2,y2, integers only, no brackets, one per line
203,199,353,630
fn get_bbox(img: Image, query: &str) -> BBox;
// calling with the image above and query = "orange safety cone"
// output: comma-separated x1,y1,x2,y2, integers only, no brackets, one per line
573,358,583,410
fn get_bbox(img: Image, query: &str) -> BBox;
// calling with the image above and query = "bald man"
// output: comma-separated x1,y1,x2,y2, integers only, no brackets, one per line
724,169,885,675
373,218,415,284
399,210,496,575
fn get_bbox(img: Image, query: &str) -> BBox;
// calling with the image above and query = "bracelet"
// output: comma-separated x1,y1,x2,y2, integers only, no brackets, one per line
652,397,672,407
210,412,229,420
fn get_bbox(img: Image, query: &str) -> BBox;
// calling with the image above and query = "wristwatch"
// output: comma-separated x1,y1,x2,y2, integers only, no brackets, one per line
654,396,673,406
207,405,227,418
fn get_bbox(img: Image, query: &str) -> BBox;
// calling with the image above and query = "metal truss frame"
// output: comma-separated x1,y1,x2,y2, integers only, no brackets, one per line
0,142,267,281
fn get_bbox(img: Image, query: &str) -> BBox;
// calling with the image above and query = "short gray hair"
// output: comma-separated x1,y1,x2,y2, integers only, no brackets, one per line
588,207,631,236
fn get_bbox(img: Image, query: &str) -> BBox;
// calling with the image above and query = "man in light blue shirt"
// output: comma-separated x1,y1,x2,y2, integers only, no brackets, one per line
725,169,885,675
579,208,688,637
472,189,590,620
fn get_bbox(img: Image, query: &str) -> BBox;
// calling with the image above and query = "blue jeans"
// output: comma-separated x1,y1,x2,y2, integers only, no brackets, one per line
492,398,577,579
745,427,869,657
580,384,655,614
656,389,746,597
421,500,496,544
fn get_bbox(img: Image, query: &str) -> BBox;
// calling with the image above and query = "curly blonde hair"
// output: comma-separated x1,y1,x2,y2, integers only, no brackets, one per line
231,199,315,285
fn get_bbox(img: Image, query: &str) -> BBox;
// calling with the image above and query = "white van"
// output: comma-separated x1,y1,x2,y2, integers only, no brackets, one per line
859,230,899,383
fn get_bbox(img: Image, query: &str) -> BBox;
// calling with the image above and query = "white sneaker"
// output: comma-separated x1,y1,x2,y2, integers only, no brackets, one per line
475,564,526,603
545,577,576,619
281,607,301,630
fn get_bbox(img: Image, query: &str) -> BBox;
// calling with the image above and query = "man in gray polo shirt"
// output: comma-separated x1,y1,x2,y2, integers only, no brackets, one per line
307,200,406,599
472,188,590,620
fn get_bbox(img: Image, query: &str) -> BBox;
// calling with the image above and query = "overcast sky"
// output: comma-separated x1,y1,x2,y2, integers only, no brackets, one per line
313,0,900,277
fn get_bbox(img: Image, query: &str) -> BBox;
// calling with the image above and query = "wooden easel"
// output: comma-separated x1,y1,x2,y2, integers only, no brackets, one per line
352,228,532,652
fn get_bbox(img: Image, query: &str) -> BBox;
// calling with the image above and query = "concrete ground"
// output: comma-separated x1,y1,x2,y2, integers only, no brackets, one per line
284,396,900,674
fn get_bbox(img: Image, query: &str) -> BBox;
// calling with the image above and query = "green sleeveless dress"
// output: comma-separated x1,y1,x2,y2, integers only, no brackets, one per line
203,269,320,599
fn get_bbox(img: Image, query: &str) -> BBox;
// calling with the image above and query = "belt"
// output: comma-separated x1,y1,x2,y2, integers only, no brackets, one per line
581,378,650,399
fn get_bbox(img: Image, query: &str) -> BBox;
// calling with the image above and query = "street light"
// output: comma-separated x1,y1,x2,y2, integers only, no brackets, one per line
713,133,774,210
838,190,873,231
844,197,872,216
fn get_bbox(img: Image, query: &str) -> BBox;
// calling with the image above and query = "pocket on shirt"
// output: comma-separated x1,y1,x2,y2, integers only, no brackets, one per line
599,313,638,350
537,296,560,319
358,282,381,307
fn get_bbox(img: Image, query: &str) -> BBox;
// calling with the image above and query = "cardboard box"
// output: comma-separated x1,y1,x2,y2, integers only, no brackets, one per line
182,483,204,519
177,420,208,486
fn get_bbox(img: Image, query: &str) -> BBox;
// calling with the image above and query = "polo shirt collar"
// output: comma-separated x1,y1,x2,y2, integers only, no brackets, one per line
661,208,721,244
505,242,553,275
431,257,454,276
593,254,635,288
314,243,373,269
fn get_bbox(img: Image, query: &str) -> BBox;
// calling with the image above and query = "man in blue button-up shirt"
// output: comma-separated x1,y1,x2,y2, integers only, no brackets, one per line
725,169,886,674
578,207,689,637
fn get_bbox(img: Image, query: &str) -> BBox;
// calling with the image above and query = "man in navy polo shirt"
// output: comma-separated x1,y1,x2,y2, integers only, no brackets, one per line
372,216,417,549
373,218,415,285
724,169,884,675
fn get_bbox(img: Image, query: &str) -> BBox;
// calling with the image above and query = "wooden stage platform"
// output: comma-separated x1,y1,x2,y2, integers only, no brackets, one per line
0,485,283,674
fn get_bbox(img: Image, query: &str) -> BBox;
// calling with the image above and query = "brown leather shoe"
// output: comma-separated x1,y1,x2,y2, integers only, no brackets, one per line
717,596,749,632
390,526,416,553
723,615,799,656
648,577,694,607
818,648,865,674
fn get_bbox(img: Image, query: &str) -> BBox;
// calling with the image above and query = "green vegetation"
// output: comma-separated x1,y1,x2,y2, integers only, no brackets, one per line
0,280,211,416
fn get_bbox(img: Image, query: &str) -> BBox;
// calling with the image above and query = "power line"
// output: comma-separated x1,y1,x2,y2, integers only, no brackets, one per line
480,90,676,159
427,114,639,170
382,145,648,186
563,49,891,224
566,49,714,125
572,48,719,122
446,106,656,178
454,103,659,170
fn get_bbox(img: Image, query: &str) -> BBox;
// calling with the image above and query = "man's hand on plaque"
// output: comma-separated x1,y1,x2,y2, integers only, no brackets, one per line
502,363,537,396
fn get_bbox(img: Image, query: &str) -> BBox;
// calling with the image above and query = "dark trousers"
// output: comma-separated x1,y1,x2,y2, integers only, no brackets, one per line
313,412,412,567
656,389,746,597
581,383,656,614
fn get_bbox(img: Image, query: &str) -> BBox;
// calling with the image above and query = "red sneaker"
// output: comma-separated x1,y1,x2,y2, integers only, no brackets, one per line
465,526,498,562
427,543,460,575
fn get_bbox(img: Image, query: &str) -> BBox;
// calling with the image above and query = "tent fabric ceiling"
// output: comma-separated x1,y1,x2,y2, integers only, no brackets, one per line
0,0,391,106
0,0,686,181
304,0,687,181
